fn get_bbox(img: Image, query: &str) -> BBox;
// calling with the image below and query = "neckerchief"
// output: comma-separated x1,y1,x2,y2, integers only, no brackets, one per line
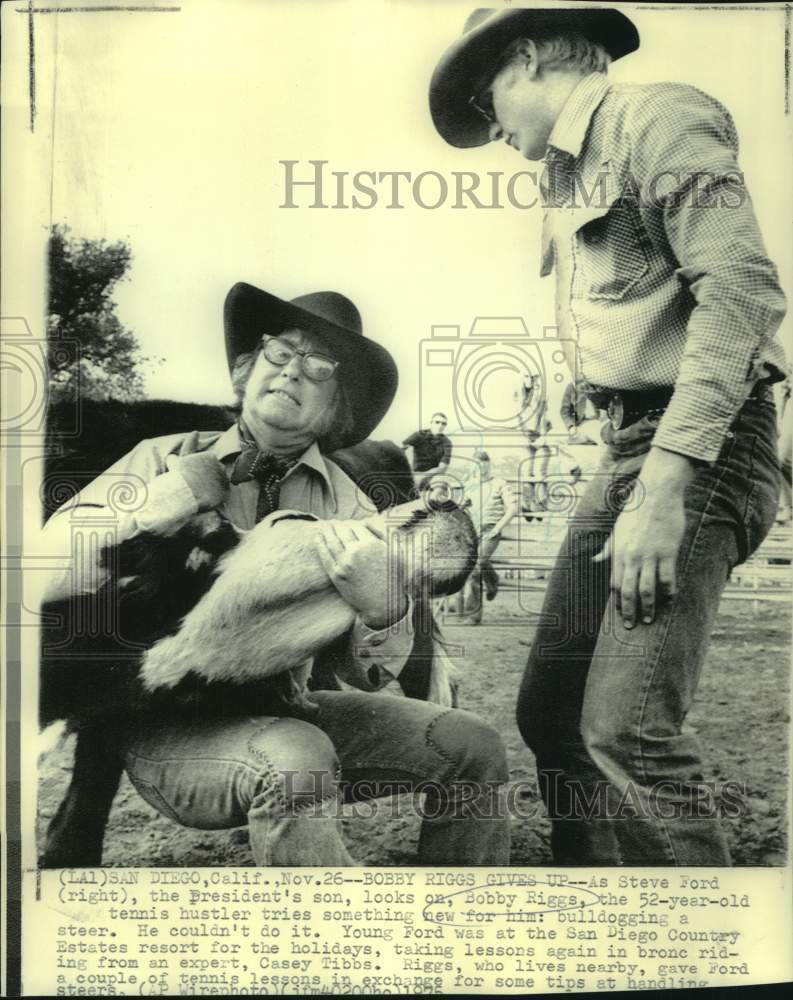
230,422,299,523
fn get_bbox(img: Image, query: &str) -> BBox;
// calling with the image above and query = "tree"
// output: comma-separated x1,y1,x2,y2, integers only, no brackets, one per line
47,225,155,401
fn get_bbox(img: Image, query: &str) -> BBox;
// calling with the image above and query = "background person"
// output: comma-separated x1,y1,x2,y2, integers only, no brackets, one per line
517,372,553,511
452,449,521,624
403,411,453,489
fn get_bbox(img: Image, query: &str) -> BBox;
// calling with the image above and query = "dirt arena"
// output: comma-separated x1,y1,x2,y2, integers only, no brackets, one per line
37,519,790,867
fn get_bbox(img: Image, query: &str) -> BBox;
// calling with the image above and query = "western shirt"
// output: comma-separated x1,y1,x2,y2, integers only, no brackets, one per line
541,73,788,462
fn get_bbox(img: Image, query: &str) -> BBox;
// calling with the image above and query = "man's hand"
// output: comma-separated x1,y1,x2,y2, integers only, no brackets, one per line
165,447,228,511
314,520,408,629
593,447,696,628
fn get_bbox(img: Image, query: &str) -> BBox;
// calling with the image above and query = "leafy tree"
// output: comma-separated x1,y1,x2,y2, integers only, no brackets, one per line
47,225,155,401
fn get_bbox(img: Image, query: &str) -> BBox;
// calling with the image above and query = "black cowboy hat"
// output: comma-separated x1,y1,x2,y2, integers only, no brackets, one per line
430,7,639,148
224,282,398,448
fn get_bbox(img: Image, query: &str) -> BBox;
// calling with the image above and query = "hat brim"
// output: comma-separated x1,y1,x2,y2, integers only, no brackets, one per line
224,282,398,448
430,8,639,148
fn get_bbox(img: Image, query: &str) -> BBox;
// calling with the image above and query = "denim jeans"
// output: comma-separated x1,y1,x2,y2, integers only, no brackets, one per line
121,690,510,865
516,393,781,865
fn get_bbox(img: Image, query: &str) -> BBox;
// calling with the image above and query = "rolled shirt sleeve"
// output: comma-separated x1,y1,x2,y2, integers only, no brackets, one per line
39,433,210,601
348,594,416,687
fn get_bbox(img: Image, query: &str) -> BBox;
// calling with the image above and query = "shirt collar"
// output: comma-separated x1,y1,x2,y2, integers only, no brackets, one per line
213,423,246,461
546,72,610,160
213,423,338,509
293,440,338,510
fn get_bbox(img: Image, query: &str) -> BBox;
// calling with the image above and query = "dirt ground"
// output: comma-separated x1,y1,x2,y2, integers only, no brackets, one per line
37,562,790,868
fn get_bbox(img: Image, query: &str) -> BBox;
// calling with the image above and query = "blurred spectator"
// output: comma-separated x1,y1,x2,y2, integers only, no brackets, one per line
453,449,521,624
518,373,553,510
403,412,453,488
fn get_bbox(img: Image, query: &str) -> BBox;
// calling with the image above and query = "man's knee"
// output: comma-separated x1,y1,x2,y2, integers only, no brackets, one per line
248,717,342,808
581,710,681,788
428,710,509,785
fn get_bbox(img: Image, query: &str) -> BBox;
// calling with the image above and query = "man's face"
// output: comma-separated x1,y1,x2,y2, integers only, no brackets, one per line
429,415,448,436
481,58,553,160
241,330,338,446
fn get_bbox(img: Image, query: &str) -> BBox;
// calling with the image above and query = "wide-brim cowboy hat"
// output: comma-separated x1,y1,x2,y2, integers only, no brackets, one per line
224,282,398,448
430,7,640,148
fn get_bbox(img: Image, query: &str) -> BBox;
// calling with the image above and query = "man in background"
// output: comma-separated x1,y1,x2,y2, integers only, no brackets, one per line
403,411,453,488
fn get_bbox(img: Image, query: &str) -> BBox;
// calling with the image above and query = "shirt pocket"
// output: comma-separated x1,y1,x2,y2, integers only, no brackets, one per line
571,188,650,302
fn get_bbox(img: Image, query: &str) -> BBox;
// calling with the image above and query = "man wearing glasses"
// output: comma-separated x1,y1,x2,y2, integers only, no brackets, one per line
403,412,454,489
40,280,509,867
429,8,786,864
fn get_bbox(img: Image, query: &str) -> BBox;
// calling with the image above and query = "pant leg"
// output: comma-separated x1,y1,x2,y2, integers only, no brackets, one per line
517,395,780,865
121,715,355,866
312,691,510,865
517,460,623,864
580,395,781,864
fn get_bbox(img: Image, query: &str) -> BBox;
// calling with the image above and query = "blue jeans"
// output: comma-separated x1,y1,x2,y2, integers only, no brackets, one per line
121,690,510,865
516,393,781,865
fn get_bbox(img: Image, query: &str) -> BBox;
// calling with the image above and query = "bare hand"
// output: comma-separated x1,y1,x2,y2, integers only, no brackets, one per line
166,441,228,511
314,521,407,629
592,447,695,628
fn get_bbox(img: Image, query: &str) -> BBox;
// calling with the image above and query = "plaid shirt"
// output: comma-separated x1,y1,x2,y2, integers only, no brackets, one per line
541,73,787,461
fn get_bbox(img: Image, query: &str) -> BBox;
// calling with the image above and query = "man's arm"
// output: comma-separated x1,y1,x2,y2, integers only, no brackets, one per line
37,433,227,603
634,84,787,462
596,86,787,626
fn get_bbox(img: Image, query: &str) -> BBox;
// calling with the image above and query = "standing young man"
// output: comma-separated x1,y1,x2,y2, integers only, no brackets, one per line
430,8,787,863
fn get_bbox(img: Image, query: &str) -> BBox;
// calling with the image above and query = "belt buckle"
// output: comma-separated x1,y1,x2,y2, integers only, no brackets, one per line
607,393,624,430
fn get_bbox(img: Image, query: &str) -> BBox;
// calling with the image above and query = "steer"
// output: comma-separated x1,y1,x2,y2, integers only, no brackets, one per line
41,497,476,729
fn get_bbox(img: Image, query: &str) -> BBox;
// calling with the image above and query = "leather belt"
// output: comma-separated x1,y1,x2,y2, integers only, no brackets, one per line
589,382,772,431
605,388,673,430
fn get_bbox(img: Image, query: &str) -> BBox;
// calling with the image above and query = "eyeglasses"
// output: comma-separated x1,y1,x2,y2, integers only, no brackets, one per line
468,92,496,125
260,335,339,382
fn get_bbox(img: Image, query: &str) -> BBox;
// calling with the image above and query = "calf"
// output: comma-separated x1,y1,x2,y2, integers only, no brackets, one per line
42,498,476,730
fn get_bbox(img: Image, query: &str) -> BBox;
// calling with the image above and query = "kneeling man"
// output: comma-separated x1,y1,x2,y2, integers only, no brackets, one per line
41,281,510,867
